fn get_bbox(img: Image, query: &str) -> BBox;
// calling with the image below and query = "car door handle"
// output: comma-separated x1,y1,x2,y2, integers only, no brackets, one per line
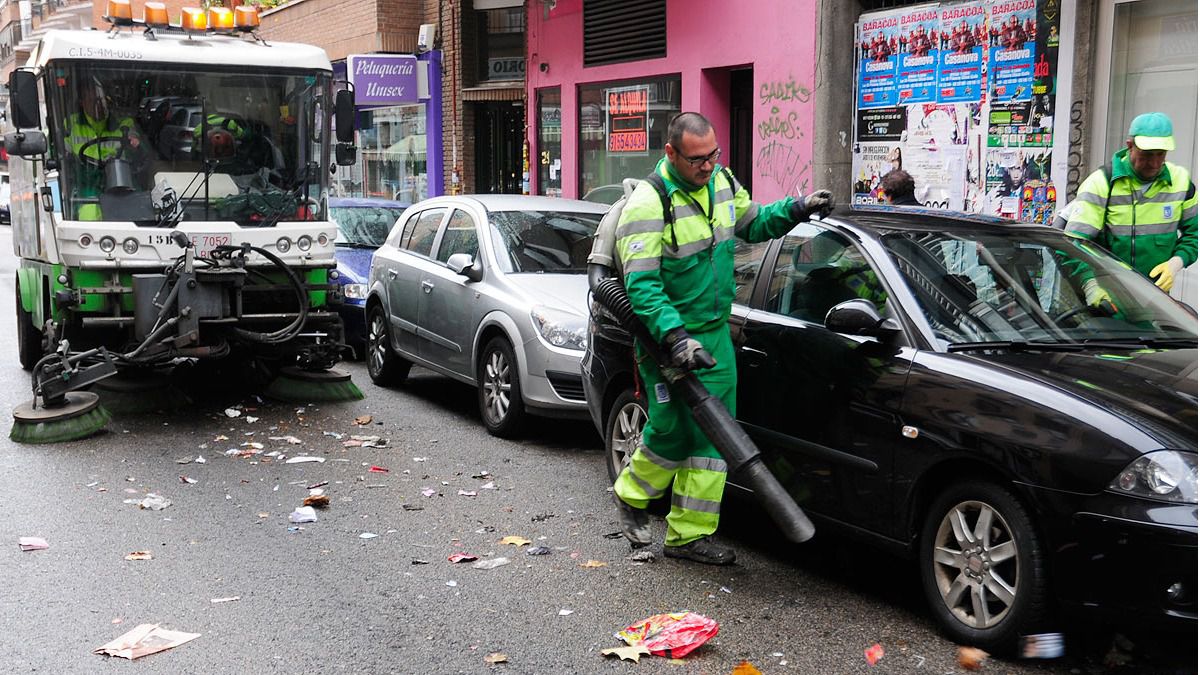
740,346,768,358
386,269,397,279
421,280,434,293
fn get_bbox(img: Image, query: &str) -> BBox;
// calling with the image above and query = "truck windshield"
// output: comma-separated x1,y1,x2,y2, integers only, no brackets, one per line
49,62,331,226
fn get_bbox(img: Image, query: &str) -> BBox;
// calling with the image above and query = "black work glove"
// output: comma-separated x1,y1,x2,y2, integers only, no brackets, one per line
662,328,716,371
790,189,835,221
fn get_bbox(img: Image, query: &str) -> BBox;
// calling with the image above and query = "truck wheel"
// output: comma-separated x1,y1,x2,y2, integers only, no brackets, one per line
477,336,525,438
919,481,1048,652
605,388,646,483
366,305,411,385
15,277,42,371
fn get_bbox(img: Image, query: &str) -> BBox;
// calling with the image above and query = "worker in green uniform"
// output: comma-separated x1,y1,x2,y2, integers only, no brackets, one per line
1065,112,1197,296
611,112,833,564
64,78,142,220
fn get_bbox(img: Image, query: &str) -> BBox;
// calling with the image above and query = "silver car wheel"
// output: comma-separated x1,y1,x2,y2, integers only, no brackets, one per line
481,348,512,424
368,311,388,375
610,399,645,474
930,499,1019,630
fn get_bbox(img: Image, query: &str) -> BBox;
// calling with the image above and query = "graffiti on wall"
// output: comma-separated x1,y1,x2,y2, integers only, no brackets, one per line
755,74,813,196
1066,98,1085,199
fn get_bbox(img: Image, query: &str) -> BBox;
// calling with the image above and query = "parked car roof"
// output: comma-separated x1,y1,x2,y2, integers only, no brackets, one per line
329,197,412,209
411,194,611,214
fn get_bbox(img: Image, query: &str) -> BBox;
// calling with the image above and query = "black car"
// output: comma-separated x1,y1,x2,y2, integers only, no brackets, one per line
581,206,1197,650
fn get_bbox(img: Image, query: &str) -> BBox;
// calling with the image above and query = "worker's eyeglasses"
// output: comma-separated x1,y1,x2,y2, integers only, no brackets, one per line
683,147,721,168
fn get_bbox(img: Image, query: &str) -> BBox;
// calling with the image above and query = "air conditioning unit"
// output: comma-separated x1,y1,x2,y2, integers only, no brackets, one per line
417,23,436,53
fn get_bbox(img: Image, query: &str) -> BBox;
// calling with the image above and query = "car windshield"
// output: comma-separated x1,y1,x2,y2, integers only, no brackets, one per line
331,206,407,247
881,228,1198,346
488,209,602,273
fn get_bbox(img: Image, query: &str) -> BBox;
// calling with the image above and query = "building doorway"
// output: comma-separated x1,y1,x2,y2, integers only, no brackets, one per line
729,68,754,194
475,101,523,194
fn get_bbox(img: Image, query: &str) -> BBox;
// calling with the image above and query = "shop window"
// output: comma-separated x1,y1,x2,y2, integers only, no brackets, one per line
537,88,562,198
578,76,680,202
583,0,665,67
476,7,525,83
334,104,428,202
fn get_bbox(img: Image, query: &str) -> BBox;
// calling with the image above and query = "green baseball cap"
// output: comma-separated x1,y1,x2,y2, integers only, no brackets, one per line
1129,112,1175,151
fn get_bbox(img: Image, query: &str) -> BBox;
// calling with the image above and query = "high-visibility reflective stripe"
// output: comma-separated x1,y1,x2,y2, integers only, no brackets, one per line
1106,221,1180,236
1184,204,1198,221
616,219,666,238
712,224,733,243
624,257,661,273
1109,190,1189,206
671,492,722,514
734,202,760,235
666,237,712,259
629,471,666,499
713,186,734,202
672,202,705,222
1065,220,1100,237
683,456,727,472
1075,190,1108,206
636,446,682,471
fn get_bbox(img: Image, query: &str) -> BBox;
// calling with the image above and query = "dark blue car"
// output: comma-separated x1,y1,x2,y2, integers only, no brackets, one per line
330,197,410,359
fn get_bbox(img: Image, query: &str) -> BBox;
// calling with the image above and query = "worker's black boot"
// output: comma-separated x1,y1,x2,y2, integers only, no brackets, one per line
613,493,652,547
664,536,736,565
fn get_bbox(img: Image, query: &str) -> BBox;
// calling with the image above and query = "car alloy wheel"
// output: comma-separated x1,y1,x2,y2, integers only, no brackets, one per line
366,305,410,385
605,389,646,482
477,337,525,437
919,481,1047,652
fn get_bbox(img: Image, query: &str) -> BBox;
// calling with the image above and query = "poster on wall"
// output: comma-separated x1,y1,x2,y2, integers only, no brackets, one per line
937,1,987,103
857,107,906,142
984,147,1056,223
605,85,650,155
897,6,941,105
908,146,968,210
905,103,970,146
852,143,904,205
857,11,903,109
987,0,1037,103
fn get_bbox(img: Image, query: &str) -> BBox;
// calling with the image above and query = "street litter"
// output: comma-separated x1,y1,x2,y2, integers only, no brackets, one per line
94,624,200,660
18,537,49,551
865,643,885,666
194,455,206,464
270,436,303,445
719,586,732,594
368,466,389,473
446,580,458,587
412,457,428,462
289,507,318,523
224,408,241,418
480,482,496,490
421,488,437,497
138,494,172,511
241,441,264,450
600,645,651,663
499,536,531,546
613,612,719,659
484,652,507,664
472,470,492,479
957,646,989,670
179,476,197,485
458,490,477,497
580,560,607,568
401,503,423,510
412,559,430,565
558,608,574,616
731,661,763,675
531,513,555,522
285,456,325,464
302,494,330,508
359,532,379,539
175,457,192,465
448,553,479,563
628,550,655,563
354,415,373,425
245,416,259,423
344,435,387,448
323,431,344,439
307,481,329,489
526,546,551,556
210,596,240,603
1019,633,1064,659
472,557,511,570
124,551,153,561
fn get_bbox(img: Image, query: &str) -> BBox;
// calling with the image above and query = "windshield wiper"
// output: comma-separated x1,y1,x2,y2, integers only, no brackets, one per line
947,339,1086,353
1080,337,1198,350
334,242,376,249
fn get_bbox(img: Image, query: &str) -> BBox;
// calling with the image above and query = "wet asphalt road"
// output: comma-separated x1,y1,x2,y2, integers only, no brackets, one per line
0,229,1194,674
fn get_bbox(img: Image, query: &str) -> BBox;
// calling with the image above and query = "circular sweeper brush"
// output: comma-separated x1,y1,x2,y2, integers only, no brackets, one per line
262,366,364,403
11,391,112,444
91,370,192,415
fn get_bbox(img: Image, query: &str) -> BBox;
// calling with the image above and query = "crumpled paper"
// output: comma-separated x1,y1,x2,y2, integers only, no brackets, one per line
615,611,718,658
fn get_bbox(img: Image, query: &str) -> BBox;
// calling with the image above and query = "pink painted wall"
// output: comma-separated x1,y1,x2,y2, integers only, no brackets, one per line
526,0,818,202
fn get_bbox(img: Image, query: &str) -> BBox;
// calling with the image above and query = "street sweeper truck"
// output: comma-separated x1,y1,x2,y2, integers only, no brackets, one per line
6,2,362,442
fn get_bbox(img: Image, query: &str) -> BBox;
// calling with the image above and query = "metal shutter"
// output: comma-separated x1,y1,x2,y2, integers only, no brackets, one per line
583,0,666,67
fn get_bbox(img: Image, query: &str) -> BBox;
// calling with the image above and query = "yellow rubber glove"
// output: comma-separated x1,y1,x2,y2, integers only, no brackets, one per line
1082,278,1117,315
1149,256,1184,292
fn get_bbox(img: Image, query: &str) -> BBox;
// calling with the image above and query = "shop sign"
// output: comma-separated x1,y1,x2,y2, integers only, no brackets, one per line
488,57,526,79
348,54,419,106
541,106,561,129
605,84,649,155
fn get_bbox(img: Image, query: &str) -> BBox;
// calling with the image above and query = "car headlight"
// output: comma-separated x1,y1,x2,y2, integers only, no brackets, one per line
531,305,588,351
342,283,367,300
1109,451,1198,503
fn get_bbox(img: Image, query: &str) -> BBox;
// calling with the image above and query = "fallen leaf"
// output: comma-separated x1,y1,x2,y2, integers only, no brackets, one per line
957,646,989,671
354,415,373,425
484,652,508,664
124,551,153,561
302,494,330,508
601,645,651,663
731,661,763,675
498,535,531,547
865,643,885,666
580,560,607,568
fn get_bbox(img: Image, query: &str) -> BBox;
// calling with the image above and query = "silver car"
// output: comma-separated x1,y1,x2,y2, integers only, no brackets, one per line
365,195,608,437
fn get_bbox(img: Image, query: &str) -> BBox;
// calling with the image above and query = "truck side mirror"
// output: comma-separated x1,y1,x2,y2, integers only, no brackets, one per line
335,142,356,166
9,70,40,130
4,130,47,157
334,89,355,144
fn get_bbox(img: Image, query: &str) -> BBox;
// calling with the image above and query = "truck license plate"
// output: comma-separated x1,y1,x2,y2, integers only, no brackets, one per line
192,234,231,258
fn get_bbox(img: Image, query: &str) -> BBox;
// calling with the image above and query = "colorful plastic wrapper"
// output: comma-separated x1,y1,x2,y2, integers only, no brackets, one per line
1019,633,1064,659
616,612,719,658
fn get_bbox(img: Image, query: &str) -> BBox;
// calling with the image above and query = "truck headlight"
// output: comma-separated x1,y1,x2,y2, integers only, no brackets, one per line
342,283,367,300
1110,451,1198,503
531,305,587,351
276,237,292,253
122,237,139,254
297,235,313,251
98,236,116,253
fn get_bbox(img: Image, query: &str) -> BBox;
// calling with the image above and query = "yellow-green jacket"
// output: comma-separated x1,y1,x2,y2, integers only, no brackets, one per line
1065,149,1197,277
615,158,800,343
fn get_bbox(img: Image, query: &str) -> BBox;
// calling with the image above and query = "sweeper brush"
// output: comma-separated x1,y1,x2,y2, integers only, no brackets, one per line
262,366,364,402
92,371,193,415
11,345,118,444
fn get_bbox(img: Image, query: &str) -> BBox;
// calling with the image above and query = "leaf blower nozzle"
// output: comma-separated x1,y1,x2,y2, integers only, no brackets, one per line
589,270,815,543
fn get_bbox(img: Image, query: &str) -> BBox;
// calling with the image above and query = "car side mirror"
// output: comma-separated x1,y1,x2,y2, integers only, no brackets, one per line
446,253,482,282
9,70,40,130
4,130,47,157
335,142,356,167
825,299,899,338
335,89,355,144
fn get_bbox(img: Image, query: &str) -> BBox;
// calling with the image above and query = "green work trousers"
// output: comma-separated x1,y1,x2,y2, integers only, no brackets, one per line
613,324,735,546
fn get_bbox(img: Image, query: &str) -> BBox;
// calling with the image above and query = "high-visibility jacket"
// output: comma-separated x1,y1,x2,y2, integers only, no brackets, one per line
65,112,137,164
614,157,800,343
193,114,246,141
1065,149,1198,277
